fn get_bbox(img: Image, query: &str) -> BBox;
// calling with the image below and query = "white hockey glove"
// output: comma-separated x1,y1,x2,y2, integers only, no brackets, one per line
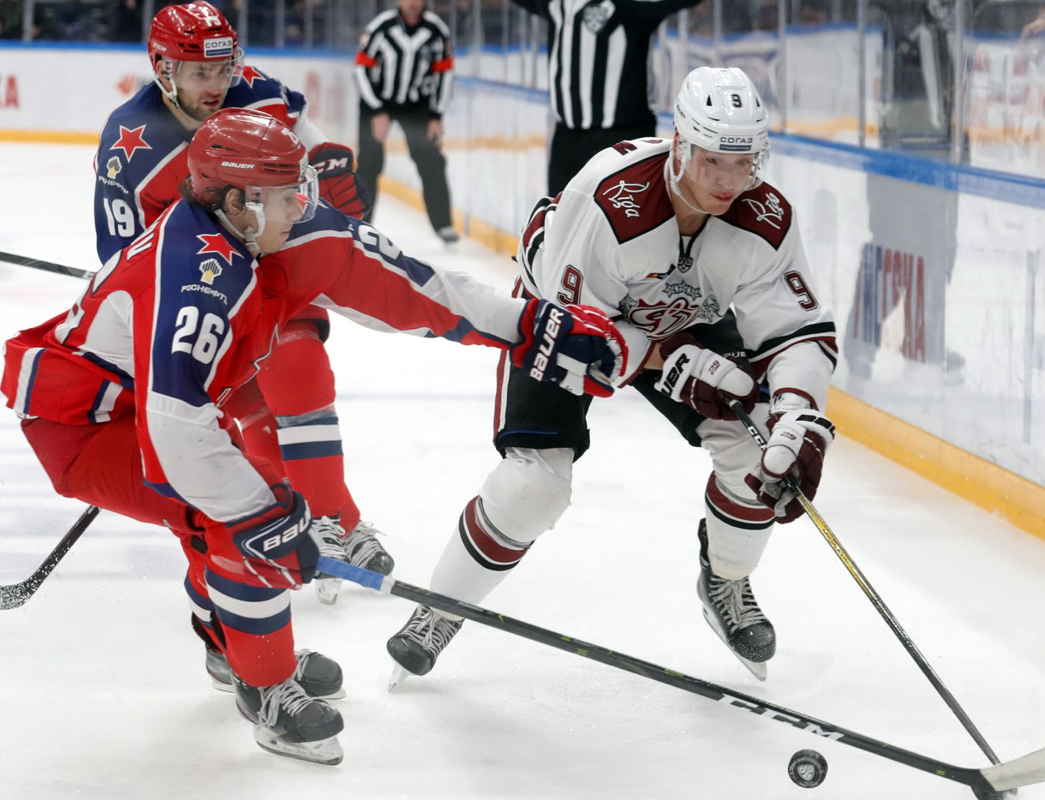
745,408,835,523
653,338,758,419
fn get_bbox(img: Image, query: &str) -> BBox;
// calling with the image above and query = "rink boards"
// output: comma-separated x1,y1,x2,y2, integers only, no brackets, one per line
1,41,1042,538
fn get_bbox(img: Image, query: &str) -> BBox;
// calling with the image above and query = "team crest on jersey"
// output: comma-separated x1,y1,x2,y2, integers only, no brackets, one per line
621,288,722,338
199,258,223,285
105,156,122,180
583,0,615,33
196,233,241,266
741,192,785,230
240,65,264,87
111,124,151,161
601,180,649,219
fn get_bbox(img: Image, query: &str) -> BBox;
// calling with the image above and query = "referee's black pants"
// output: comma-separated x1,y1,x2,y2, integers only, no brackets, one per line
547,116,657,196
357,104,453,232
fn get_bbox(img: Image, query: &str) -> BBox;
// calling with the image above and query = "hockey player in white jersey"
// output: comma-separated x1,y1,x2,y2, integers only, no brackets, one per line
387,67,838,681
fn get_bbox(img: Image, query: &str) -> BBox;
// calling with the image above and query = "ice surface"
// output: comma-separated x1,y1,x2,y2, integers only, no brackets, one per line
0,144,1043,799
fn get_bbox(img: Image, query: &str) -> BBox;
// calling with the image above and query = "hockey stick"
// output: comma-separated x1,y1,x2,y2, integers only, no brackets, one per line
729,400,1004,768
316,556,1034,798
0,505,100,610
0,250,96,280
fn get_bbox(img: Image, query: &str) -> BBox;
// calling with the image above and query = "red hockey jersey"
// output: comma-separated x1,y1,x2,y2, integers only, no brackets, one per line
4,202,526,523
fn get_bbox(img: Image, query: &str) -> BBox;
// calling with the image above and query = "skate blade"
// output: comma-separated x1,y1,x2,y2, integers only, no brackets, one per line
210,677,235,694
318,686,347,701
315,578,340,606
252,726,343,766
701,609,768,682
388,664,412,692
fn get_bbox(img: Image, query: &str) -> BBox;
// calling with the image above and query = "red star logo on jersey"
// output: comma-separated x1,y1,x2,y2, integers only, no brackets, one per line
111,125,152,161
196,233,241,266
240,65,264,87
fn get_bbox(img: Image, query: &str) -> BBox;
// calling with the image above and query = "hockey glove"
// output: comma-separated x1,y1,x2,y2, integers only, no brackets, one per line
745,409,835,523
309,142,372,219
653,335,758,419
511,298,627,398
226,484,321,589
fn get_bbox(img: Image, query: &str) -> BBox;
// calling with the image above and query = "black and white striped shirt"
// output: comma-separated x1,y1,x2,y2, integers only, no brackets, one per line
355,9,454,119
512,0,701,130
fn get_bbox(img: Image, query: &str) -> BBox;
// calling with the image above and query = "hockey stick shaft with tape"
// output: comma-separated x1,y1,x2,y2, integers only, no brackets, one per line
0,505,100,610
729,400,1003,767
316,556,1040,795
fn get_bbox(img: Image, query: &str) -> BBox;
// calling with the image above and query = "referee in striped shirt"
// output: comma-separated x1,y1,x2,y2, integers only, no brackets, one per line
356,0,458,244
513,0,705,195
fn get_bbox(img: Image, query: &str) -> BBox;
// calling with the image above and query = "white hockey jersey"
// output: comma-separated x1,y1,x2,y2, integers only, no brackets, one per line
518,137,837,410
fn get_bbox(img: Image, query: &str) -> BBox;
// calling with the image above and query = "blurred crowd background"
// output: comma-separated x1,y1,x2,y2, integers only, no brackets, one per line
0,0,1043,180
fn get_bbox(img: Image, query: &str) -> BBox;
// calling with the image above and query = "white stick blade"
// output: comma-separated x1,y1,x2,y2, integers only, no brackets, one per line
982,745,1045,791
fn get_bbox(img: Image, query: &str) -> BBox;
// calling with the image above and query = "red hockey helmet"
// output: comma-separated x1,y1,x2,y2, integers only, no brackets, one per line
188,108,318,224
148,3,244,97
149,2,238,64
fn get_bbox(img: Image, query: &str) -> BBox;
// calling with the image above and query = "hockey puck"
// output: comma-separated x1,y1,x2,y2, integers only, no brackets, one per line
788,749,828,788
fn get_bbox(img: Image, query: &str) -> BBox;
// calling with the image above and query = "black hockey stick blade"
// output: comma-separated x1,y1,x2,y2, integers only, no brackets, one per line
728,400,1004,766
0,250,96,281
0,505,100,610
316,556,1042,796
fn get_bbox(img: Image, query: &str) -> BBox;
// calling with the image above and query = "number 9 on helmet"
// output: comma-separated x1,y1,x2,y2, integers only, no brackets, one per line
669,67,771,213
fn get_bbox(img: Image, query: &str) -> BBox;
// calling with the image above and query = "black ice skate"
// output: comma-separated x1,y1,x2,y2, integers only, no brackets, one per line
697,520,776,681
234,673,344,765
209,647,346,700
314,517,395,605
386,604,463,689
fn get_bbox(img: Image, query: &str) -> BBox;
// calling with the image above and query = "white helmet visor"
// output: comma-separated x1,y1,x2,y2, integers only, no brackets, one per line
677,140,768,196
245,165,320,225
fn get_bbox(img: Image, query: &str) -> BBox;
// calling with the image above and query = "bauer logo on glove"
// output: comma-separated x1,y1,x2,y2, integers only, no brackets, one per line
654,335,758,419
511,298,628,398
224,484,321,589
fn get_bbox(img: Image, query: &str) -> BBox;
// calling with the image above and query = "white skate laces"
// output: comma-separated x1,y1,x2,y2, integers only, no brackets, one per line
404,606,460,654
313,517,347,560
343,521,386,567
705,573,767,631
258,678,314,728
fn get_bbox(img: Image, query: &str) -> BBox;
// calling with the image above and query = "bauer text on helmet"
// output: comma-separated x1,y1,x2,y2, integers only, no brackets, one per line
188,108,319,254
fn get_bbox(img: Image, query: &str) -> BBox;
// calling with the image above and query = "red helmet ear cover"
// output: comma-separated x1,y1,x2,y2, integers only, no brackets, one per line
187,108,308,204
148,2,238,70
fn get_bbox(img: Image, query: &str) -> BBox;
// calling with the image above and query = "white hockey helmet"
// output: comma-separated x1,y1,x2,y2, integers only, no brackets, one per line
669,67,770,211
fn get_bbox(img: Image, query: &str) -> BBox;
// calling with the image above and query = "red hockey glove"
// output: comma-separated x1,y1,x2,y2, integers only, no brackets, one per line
744,409,835,523
226,484,320,589
511,299,627,397
309,142,372,219
654,333,758,419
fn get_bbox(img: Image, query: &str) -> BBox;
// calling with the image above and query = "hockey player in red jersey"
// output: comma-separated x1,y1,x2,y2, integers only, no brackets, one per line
387,67,838,683
4,108,625,763
94,1,386,611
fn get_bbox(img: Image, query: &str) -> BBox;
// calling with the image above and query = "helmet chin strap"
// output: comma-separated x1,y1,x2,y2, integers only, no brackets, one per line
666,141,714,215
215,202,267,257
154,59,182,109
